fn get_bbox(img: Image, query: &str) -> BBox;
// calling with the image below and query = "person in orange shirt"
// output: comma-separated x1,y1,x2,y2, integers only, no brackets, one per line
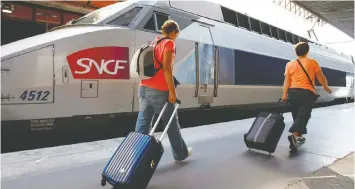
135,20,192,162
282,42,332,151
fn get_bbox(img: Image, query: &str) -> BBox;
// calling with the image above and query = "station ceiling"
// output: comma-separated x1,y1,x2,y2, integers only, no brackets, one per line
293,1,354,38
21,0,124,14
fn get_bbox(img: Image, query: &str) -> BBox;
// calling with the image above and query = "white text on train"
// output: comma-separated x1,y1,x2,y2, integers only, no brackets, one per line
75,58,128,75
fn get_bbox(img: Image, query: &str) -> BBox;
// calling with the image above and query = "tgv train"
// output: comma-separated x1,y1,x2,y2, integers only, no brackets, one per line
1,0,354,151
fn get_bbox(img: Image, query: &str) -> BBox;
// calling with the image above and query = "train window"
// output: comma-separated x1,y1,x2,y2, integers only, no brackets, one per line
156,12,169,31
270,25,278,39
293,34,300,44
143,12,169,32
278,29,286,42
144,16,155,30
107,7,142,26
299,37,308,43
72,2,135,25
237,13,250,30
250,17,261,34
260,21,271,37
286,32,294,44
235,49,287,86
221,6,238,26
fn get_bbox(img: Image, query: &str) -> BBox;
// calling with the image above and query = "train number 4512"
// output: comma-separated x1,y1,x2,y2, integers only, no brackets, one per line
20,90,50,101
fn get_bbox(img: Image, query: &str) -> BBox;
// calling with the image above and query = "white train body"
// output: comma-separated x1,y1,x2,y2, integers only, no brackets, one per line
1,0,354,151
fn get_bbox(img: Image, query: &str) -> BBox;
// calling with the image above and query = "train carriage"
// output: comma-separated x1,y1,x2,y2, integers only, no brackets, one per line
1,0,354,152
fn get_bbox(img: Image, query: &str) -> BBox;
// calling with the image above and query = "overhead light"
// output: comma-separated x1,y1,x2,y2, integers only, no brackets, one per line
1,2,14,14
2,9,12,14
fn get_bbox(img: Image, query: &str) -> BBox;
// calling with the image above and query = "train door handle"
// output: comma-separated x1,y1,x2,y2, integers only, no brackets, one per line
1,68,10,72
1,94,14,100
62,66,69,84
213,46,219,97
194,42,199,97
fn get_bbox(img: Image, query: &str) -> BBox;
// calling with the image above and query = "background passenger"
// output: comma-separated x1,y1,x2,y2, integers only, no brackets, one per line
282,42,332,150
135,20,192,162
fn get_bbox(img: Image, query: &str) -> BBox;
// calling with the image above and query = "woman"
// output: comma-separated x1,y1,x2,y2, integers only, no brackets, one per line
135,20,192,162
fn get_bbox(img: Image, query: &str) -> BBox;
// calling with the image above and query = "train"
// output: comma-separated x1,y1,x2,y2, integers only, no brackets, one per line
1,0,354,152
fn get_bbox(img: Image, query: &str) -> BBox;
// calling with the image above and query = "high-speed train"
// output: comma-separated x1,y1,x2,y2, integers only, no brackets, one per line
1,0,354,151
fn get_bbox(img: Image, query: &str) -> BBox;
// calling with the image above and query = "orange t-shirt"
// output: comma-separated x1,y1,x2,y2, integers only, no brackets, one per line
140,36,175,91
284,57,321,93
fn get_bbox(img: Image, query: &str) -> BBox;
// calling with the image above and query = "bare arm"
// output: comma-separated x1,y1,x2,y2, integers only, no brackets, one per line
282,63,291,100
315,70,328,88
162,50,176,95
283,74,291,97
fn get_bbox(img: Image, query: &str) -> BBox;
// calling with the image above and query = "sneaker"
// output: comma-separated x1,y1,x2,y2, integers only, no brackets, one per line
297,136,306,143
288,135,298,150
175,147,192,163
187,147,193,157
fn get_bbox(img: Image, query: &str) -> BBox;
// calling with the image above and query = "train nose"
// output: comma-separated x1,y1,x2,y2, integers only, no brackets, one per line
1,26,134,111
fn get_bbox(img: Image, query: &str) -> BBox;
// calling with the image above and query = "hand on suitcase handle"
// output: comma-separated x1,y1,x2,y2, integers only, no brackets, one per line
149,99,181,137
277,98,290,116
278,98,289,104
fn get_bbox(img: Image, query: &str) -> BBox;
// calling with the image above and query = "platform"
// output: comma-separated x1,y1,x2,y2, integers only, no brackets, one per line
286,152,354,189
1,103,354,189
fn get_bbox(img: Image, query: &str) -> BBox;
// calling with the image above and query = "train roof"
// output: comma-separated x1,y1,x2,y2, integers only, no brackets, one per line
2,0,353,62
147,0,353,58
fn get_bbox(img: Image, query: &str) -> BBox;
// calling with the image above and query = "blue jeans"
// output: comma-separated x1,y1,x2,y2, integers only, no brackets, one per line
135,86,189,161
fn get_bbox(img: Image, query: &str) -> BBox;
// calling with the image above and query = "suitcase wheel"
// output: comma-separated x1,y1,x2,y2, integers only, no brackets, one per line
101,178,106,186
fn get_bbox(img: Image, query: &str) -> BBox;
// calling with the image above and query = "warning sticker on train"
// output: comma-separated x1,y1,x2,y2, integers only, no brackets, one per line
67,46,129,79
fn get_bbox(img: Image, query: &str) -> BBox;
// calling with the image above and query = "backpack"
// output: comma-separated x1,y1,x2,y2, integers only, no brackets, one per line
130,37,169,80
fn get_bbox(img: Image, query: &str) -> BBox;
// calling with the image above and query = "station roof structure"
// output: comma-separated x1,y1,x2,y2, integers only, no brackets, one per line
292,1,354,38
22,0,124,14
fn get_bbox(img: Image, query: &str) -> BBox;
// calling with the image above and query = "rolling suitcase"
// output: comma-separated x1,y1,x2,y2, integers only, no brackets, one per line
244,99,286,155
101,100,181,189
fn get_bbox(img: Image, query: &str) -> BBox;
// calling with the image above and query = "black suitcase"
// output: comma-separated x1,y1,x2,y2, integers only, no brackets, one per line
244,100,286,154
101,100,181,189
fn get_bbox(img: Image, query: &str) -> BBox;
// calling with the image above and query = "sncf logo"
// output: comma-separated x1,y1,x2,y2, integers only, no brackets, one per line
67,46,129,79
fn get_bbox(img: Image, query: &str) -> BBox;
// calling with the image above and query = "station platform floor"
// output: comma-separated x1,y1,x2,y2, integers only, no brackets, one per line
1,103,354,189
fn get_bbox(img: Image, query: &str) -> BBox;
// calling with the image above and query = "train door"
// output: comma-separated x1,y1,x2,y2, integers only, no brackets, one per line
196,25,218,106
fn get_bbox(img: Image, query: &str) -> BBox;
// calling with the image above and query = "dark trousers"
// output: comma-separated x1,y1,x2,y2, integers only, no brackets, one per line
288,88,316,135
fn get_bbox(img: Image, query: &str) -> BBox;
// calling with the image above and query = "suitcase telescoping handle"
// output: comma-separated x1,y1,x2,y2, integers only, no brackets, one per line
149,100,181,141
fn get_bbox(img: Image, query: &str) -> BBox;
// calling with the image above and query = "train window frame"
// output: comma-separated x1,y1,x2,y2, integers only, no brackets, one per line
72,2,135,25
260,21,271,37
221,6,238,26
286,31,294,44
299,37,309,43
143,11,170,33
236,12,250,30
270,25,279,39
278,29,286,42
292,34,300,44
106,7,143,27
155,12,170,31
249,17,262,34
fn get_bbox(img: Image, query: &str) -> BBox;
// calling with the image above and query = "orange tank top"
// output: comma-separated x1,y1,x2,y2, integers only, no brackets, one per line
140,36,175,91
